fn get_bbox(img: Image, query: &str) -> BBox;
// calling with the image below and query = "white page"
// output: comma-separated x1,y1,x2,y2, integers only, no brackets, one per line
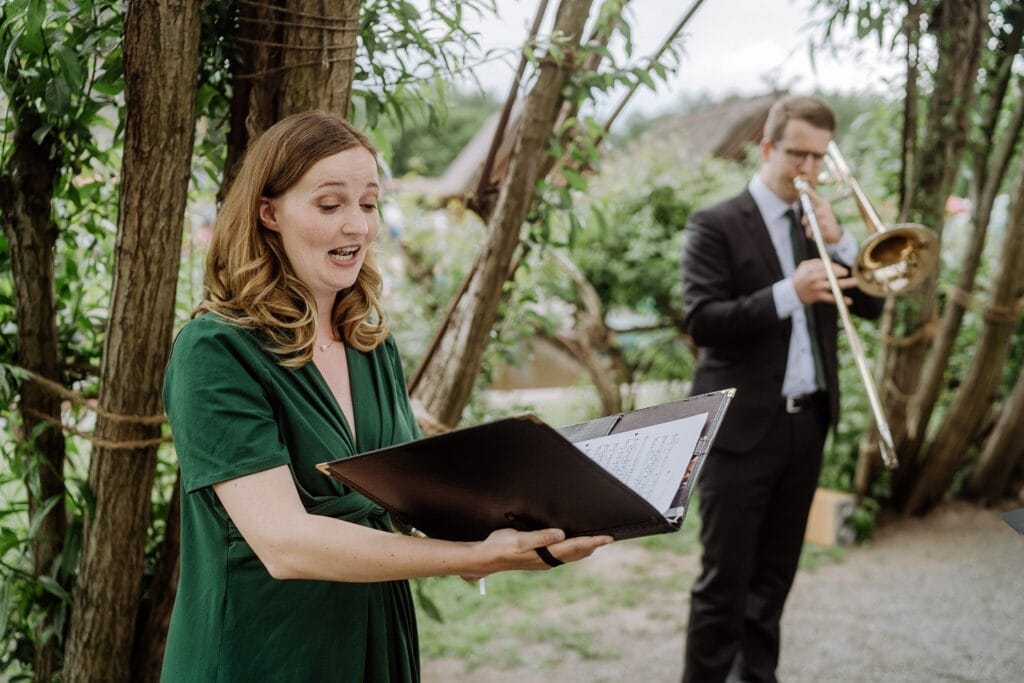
575,413,708,514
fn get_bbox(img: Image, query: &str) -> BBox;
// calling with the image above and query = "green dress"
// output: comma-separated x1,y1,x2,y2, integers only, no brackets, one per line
161,314,421,682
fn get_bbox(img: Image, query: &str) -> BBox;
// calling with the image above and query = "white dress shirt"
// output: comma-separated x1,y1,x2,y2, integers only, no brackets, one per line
747,175,858,398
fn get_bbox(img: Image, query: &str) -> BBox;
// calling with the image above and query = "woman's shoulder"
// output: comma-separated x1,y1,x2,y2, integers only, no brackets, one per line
175,312,250,342
170,312,266,362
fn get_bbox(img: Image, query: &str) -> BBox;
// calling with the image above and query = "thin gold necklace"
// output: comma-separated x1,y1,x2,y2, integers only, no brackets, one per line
316,337,337,352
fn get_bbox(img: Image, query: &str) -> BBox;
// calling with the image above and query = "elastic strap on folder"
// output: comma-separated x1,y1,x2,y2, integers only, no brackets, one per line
535,546,564,567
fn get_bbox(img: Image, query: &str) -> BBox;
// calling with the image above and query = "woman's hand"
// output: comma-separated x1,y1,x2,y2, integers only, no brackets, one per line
471,527,613,576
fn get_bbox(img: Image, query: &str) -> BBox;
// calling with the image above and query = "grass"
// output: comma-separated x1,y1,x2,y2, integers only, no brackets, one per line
413,502,849,674
413,515,703,671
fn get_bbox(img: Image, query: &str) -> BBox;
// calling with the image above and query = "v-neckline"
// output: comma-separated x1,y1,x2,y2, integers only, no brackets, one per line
308,345,359,451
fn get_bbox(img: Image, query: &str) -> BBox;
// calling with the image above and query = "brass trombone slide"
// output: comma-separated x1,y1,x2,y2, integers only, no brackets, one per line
793,143,939,470
793,180,902,469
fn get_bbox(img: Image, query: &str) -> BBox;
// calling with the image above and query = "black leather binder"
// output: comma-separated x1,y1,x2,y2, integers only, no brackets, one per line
1003,508,1024,535
316,389,734,542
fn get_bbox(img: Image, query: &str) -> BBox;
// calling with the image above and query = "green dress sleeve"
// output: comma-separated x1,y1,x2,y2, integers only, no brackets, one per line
164,316,290,493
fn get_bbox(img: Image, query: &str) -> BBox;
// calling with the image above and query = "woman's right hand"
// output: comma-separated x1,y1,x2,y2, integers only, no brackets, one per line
472,527,613,576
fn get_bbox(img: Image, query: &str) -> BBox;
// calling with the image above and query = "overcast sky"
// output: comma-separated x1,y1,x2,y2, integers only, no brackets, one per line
456,0,902,118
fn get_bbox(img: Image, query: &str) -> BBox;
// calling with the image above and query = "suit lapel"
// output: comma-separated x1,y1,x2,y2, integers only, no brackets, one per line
737,190,784,281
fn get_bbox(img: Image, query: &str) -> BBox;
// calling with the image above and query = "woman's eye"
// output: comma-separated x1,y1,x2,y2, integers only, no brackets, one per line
319,204,339,212
361,203,378,212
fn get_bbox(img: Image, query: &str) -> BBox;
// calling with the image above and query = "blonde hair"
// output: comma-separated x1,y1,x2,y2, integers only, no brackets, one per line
197,111,388,366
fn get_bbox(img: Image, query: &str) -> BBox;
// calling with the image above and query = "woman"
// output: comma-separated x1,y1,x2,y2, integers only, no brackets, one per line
161,111,611,681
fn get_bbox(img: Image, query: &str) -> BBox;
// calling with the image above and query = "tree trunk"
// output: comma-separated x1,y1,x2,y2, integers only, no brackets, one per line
222,0,361,195
904,15,1024,454
858,2,922,494
896,1,921,222
63,2,202,681
138,1,364,674
409,0,595,427
549,251,623,415
967,356,1024,503
0,111,66,683
130,478,181,683
879,0,987,505
904,152,1024,515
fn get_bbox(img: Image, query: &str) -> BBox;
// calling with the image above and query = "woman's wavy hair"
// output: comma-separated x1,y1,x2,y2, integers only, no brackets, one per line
196,111,388,366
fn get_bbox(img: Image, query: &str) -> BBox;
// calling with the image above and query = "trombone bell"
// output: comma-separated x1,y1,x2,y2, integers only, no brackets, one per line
820,141,940,298
854,223,939,297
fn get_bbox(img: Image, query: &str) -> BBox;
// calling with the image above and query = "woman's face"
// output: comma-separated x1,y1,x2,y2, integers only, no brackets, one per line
258,146,380,307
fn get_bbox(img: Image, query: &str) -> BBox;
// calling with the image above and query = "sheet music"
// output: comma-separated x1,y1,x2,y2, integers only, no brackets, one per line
575,413,708,514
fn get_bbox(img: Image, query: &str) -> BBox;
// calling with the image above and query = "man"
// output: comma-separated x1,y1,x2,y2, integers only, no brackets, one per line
681,95,884,683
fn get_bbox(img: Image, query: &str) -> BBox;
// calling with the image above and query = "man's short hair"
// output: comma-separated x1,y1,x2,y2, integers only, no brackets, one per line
763,95,836,142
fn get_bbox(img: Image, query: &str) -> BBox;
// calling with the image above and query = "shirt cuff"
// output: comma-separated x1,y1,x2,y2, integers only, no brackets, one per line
827,229,859,265
773,279,802,319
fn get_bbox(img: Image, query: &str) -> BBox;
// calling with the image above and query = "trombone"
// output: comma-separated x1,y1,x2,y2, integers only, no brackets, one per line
794,141,939,470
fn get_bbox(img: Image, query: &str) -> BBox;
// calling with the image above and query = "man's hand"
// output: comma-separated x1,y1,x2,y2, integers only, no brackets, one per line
793,259,855,305
799,184,842,244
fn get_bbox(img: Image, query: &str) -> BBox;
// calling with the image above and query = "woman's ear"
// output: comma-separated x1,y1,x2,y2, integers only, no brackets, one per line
258,197,279,232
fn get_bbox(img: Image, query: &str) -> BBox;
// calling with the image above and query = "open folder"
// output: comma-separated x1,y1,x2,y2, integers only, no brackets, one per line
316,389,734,542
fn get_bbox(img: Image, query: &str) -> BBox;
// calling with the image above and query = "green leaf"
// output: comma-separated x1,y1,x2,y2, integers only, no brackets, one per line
562,167,587,192
31,121,52,145
26,494,62,540
54,44,85,90
44,77,71,116
37,575,72,604
637,68,657,91
19,0,46,56
0,525,21,555
0,579,10,641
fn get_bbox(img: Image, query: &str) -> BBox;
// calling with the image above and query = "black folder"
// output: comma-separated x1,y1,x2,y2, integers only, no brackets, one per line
1003,508,1024,535
316,389,733,542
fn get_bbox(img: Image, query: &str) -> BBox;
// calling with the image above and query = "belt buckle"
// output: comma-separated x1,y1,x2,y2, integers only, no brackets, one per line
785,395,801,414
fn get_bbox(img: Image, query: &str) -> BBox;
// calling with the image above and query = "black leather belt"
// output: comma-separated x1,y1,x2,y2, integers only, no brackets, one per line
784,391,824,414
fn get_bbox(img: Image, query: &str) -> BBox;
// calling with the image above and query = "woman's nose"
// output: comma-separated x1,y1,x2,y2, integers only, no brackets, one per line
341,207,369,234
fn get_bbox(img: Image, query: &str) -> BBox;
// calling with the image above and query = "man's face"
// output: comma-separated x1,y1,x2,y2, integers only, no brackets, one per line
759,118,832,203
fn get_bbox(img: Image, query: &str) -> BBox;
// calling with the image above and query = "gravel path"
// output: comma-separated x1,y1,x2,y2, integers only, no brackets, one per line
423,502,1024,682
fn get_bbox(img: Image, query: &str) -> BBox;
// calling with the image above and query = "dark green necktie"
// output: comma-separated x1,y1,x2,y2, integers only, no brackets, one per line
787,208,826,391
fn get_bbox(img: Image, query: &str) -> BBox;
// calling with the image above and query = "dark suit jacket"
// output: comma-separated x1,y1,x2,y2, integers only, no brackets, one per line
682,189,884,453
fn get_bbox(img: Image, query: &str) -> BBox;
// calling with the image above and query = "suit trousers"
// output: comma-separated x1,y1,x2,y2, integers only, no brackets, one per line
682,394,828,683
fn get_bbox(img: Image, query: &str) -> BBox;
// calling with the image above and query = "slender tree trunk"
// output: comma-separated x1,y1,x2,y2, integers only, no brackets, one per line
904,152,1024,515
878,0,987,506
857,2,920,493
904,15,1024,454
968,355,1024,503
149,1,362,670
63,2,202,681
0,112,66,683
897,1,921,223
409,0,595,426
548,251,623,415
130,478,181,683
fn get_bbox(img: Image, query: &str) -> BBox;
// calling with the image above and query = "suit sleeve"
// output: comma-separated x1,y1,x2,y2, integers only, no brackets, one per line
682,211,783,347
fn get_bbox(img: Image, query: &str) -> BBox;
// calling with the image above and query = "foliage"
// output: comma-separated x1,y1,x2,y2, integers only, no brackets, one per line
0,0,124,374
0,427,91,676
376,88,499,177
0,0,122,673
352,0,496,154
